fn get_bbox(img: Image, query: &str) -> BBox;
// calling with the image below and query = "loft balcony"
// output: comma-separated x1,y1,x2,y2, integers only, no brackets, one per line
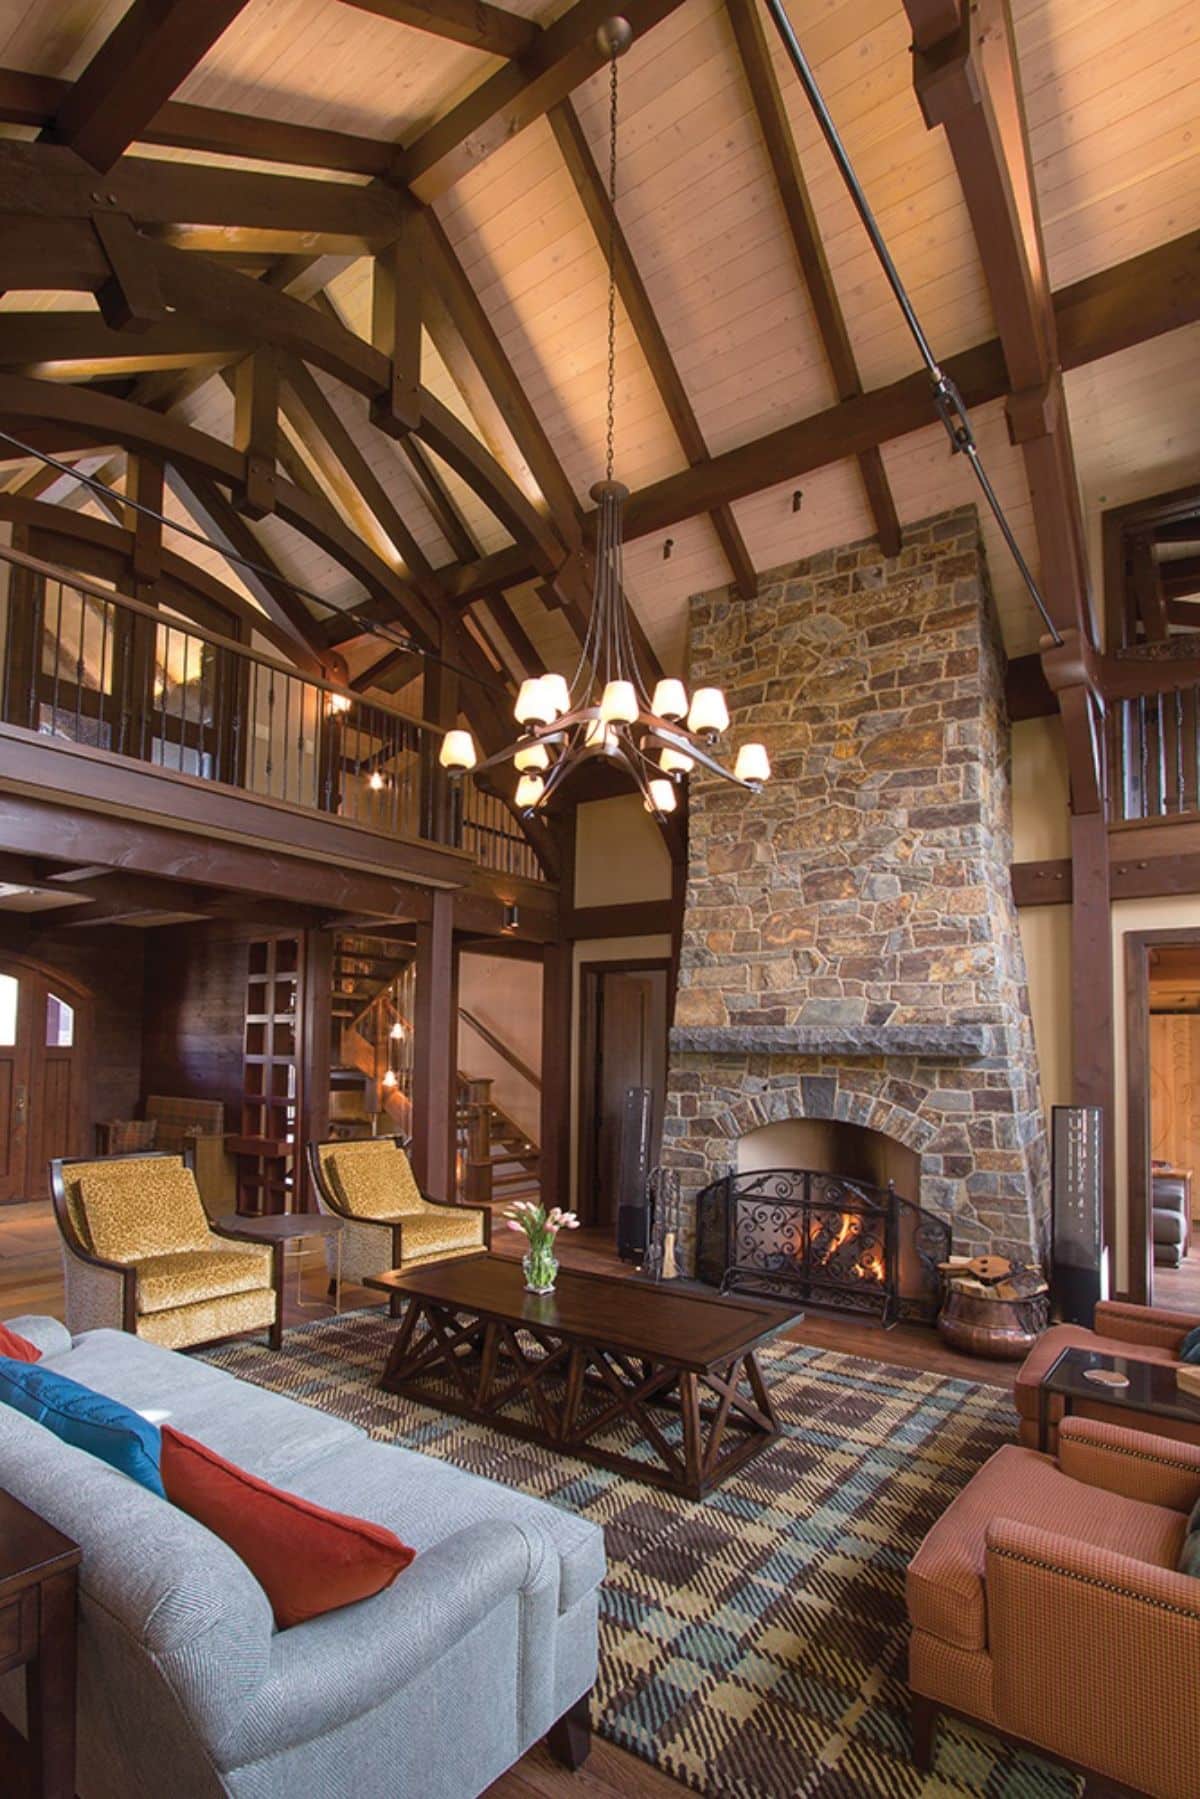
0,545,551,902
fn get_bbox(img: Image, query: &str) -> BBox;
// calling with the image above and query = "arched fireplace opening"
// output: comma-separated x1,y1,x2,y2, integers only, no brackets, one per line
735,1118,921,1200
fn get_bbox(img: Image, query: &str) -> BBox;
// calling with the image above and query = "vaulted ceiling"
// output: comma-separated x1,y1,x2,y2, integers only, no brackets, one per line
0,0,1197,725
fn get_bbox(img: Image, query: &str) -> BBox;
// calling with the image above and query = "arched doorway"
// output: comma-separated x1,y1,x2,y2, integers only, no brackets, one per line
0,956,93,1204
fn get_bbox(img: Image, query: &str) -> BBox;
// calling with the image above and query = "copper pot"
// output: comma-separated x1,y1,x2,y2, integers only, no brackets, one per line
937,1288,1049,1360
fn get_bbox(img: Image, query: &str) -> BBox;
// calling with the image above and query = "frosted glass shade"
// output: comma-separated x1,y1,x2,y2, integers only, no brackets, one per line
599,679,638,724
390,1021,404,1040
541,673,570,718
381,1069,397,1088
514,741,550,772
734,742,771,785
327,691,352,714
659,746,694,775
652,678,688,720
514,677,552,725
687,687,729,735
515,773,545,809
585,720,617,752
368,770,385,791
645,778,677,815
439,729,478,771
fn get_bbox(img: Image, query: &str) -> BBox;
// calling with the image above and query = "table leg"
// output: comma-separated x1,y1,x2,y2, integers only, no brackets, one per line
334,1230,343,1315
26,1567,76,1799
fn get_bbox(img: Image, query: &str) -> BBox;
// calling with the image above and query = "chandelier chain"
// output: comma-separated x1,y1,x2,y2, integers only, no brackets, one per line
605,45,619,485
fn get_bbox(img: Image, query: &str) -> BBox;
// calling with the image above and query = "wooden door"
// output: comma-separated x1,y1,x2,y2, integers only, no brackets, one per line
581,963,668,1228
0,965,33,1203
0,959,91,1205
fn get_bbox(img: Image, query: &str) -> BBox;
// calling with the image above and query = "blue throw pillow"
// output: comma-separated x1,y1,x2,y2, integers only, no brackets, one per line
1180,1326,1200,1365
0,1357,164,1496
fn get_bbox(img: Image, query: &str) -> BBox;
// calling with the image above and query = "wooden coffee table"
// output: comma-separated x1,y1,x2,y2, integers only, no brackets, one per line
366,1257,801,1499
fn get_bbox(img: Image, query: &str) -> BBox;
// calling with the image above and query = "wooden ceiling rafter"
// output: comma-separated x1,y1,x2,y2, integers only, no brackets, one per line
548,97,759,601
725,0,901,559
339,0,538,59
38,0,252,173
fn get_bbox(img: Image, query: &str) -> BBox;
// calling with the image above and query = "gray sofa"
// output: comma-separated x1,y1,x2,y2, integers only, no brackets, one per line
0,1316,605,1799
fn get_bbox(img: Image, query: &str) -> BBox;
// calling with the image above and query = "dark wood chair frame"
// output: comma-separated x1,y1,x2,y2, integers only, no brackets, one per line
49,1150,285,1352
912,1692,1152,1798
305,1133,492,1314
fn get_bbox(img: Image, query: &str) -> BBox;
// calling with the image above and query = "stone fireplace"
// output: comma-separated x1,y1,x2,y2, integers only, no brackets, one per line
662,504,1049,1276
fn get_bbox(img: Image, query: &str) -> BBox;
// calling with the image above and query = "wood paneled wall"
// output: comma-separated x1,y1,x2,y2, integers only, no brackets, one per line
140,924,249,1120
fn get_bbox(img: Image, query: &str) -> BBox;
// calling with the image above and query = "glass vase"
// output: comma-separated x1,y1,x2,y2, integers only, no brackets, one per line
523,1241,558,1294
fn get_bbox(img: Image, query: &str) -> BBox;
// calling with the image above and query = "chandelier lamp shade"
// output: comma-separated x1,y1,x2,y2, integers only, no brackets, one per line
436,18,769,822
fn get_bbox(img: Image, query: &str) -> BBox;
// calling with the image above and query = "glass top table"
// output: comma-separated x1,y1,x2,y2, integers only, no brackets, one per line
1037,1346,1200,1451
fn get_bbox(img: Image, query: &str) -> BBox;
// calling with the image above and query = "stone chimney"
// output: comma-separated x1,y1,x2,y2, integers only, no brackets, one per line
662,504,1049,1268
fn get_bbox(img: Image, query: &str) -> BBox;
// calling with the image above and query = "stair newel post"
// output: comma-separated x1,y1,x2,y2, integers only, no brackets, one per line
464,1077,495,1206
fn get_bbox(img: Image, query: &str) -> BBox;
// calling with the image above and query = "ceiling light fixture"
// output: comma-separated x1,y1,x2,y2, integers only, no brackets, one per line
438,17,769,820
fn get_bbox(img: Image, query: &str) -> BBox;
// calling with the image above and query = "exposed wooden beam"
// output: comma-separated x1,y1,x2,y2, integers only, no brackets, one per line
232,349,280,520
1161,556,1200,598
1129,534,1167,641
0,313,242,375
481,591,541,680
400,436,480,564
549,98,759,599
339,0,538,58
398,0,692,202
0,138,406,253
40,0,252,172
351,645,425,694
371,227,422,433
92,212,167,331
616,229,1200,542
904,0,963,52
125,452,164,583
724,0,900,558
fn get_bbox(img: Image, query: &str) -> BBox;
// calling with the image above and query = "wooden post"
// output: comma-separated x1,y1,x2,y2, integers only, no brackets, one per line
463,1076,494,1205
539,940,572,1213
300,927,333,1212
1070,809,1116,1273
412,887,457,1200
420,650,459,846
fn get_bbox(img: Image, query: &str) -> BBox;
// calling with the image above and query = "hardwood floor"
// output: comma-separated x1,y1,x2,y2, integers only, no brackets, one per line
1152,1241,1200,1313
0,1200,1015,1798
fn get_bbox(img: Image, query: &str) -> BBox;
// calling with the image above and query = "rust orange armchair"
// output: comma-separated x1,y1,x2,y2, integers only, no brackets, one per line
907,1415,1200,1798
1015,1300,1200,1452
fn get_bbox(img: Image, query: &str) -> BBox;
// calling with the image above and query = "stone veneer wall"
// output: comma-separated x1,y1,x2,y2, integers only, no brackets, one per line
662,504,1049,1267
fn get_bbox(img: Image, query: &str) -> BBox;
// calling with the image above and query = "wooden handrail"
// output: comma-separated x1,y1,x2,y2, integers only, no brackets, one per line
458,1006,541,1091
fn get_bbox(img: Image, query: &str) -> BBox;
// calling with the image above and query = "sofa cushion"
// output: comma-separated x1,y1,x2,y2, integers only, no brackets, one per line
907,1443,1186,1652
162,1426,415,1629
1014,1324,1180,1419
80,1161,213,1261
0,1357,164,1495
400,1212,485,1259
134,1244,274,1315
287,1435,607,1617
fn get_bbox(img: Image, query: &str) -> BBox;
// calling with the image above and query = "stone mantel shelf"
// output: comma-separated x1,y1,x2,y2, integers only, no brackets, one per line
669,1024,996,1060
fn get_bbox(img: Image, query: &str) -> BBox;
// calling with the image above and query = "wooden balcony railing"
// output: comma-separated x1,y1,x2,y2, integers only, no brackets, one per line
1104,654,1200,823
0,544,547,882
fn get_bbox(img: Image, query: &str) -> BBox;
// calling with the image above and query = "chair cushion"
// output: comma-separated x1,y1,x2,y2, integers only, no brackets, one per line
1014,1324,1180,1419
907,1443,1186,1652
161,1425,415,1629
0,1357,164,1496
134,1244,273,1315
327,1141,425,1219
80,1162,213,1262
400,1212,485,1259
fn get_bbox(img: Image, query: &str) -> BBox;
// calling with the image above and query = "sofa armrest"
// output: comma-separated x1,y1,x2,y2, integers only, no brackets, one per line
986,1517,1200,1796
224,1519,559,1767
1057,1417,1200,1511
1,1315,73,1357
1093,1299,1199,1350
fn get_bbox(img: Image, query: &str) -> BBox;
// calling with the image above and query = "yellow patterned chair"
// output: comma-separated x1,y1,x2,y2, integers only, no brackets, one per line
307,1135,490,1310
50,1152,283,1351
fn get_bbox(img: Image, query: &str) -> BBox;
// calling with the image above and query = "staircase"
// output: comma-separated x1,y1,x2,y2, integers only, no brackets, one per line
329,934,541,1205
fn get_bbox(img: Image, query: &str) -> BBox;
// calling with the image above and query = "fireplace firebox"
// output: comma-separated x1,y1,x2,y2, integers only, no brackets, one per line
695,1168,951,1326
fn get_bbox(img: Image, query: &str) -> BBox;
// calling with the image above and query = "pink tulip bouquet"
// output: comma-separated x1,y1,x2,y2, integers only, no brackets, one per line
505,1199,579,1293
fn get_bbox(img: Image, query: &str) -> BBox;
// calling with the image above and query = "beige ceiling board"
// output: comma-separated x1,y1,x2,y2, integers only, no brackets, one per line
502,578,586,674
0,2,125,81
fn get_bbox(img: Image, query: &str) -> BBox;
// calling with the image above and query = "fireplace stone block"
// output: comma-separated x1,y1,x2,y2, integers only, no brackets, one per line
662,505,1049,1270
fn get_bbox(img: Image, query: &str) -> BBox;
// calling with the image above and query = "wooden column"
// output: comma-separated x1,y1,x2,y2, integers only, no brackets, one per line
420,651,459,846
300,927,333,1212
1070,809,1116,1268
539,940,572,1213
412,887,457,1200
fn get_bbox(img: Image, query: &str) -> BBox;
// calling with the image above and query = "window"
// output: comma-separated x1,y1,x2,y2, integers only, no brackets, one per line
0,974,16,1047
46,993,74,1049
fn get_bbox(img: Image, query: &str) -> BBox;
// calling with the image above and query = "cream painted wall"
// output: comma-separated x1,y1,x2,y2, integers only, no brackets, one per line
573,794,672,906
1011,718,1070,862
1018,906,1073,1120
1111,895,1200,1292
457,951,542,1142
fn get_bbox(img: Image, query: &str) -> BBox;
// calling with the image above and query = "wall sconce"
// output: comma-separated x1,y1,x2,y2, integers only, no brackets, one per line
328,691,352,715
381,1068,398,1089
792,490,803,514
502,903,520,933
390,1020,404,1040
368,770,385,791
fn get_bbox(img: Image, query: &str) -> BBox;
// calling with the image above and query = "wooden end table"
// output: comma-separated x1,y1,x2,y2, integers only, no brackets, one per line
366,1257,801,1500
214,1211,344,1311
1037,1346,1200,1452
0,1489,81,1799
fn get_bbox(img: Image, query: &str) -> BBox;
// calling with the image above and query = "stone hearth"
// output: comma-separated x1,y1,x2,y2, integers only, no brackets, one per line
662,505,1048,1270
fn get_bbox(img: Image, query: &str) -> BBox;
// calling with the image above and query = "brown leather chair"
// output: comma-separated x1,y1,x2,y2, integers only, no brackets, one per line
1014,1300,1200,1451
907,1416,1200,1799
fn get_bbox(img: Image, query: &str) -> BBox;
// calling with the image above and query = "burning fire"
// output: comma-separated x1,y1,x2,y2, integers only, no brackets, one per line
810,1211,885,1283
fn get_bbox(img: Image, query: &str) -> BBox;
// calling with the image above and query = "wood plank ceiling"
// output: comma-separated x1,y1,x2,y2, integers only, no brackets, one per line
0,0,1196,716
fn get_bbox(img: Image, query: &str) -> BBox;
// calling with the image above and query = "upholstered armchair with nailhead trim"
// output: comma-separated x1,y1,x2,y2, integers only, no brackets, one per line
307,1135,490,1307
906,1416,1200,1797
1015,1299,1200,1451
50,1152,283,1352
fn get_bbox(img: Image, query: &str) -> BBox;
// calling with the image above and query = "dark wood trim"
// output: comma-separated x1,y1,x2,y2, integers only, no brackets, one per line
1123,925,1200,1310
540,940,573,1214
1011,858,1072,907
1070,812,1115,1259
910,1694,1153,1799
459,1005,541,1090
575,956,672,1230
339,0,538,57
1005,652,1057,722
561,900,677,940
412,889,458,1200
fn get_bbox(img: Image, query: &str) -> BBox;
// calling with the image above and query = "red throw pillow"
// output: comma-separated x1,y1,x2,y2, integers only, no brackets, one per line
0,1324,42,1362
161,1427,415,1629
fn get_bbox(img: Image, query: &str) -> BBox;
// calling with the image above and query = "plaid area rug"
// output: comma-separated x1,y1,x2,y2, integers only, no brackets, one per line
202,1310,1079,1799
